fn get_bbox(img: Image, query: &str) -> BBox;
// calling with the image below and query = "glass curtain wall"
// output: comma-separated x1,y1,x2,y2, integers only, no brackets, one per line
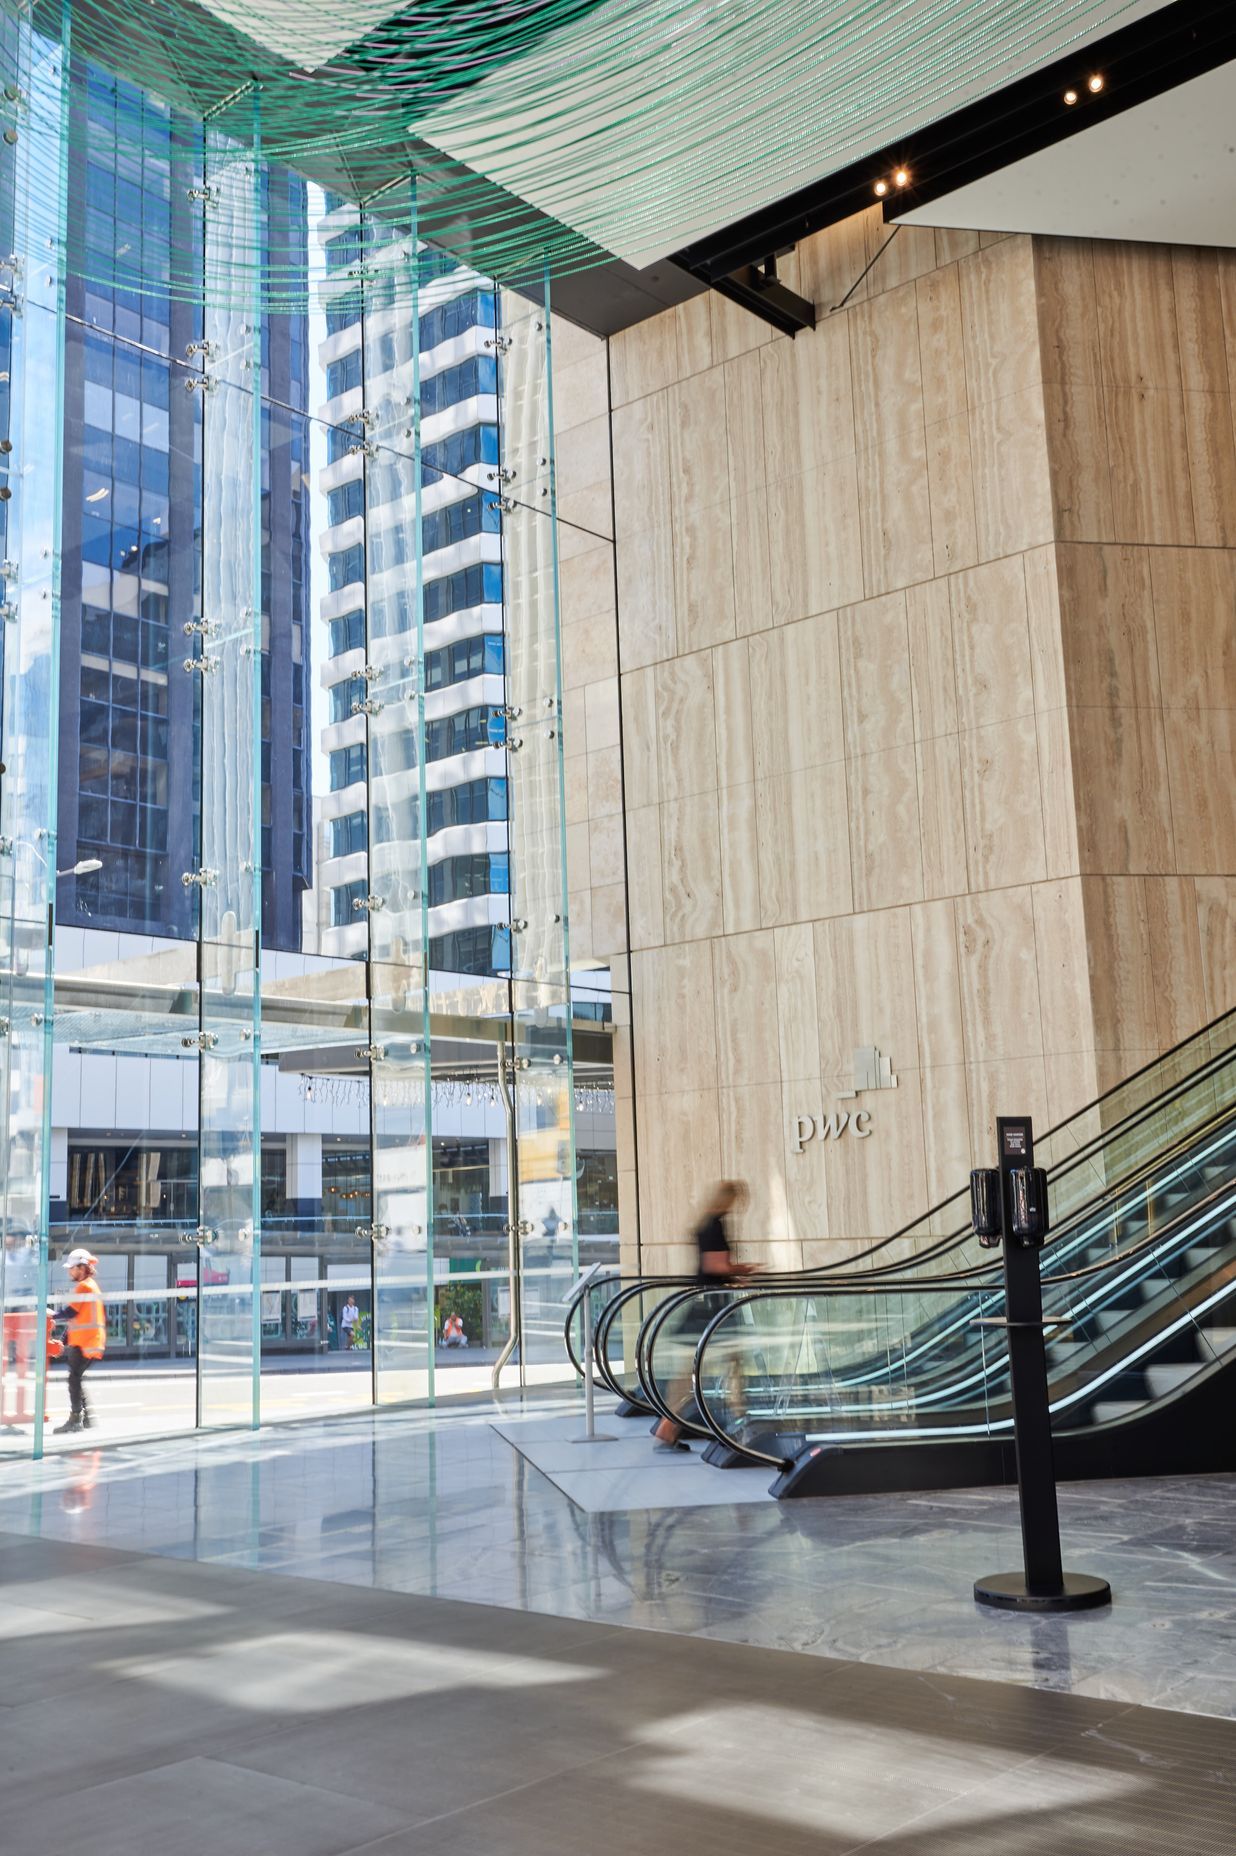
498,282,578,1381
0,0,613,1456
0,0,70,1447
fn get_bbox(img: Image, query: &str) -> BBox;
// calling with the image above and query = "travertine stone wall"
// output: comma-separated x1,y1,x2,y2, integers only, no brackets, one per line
1035,238,1236,1093
556,212,1236,1270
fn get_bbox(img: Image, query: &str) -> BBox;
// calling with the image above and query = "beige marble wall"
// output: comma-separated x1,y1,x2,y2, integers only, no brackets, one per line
1034,238,1236,1093
560,219,1236,1267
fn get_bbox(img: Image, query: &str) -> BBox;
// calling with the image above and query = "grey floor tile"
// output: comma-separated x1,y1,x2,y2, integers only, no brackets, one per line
0,1757,406,1856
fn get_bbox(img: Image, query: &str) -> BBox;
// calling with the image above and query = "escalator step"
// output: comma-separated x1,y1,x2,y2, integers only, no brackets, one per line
1202,1327,1236,1356
1091,1399,1145,1423
1145,1362,1202,1397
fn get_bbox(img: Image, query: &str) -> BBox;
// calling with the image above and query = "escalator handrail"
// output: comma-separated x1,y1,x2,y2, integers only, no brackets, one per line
818,1029,1236,1276
635,1100,1236,1419
689,1167,1236,1467
628,1081,1236,1374
621,1048,1236,1316
592,1275,698,1406
561,1269,625,1379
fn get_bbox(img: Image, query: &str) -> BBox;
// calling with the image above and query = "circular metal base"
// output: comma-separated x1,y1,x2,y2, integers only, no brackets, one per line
974,1570,1112,1612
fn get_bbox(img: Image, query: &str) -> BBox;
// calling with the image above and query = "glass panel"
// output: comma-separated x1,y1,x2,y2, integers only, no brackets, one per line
0,0,68,1457
499,283,577,1382
194,117,261,1429
42,49,204,1448
254,278,374,1417
361,183,434,1407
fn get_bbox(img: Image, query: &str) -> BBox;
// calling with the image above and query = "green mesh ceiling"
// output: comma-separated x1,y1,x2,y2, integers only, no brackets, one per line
6,0,1167,311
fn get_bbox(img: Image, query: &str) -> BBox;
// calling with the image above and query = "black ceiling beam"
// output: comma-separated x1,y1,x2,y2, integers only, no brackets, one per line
712,258,816,338
673,0,1236,288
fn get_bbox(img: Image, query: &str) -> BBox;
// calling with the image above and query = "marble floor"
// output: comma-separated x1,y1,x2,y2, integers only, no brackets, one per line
1,1389,1234,1722
6,1530,1236,1856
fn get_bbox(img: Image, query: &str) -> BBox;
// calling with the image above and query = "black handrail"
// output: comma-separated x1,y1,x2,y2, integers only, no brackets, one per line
634,1098,1236,1423
690,1160,1236,1468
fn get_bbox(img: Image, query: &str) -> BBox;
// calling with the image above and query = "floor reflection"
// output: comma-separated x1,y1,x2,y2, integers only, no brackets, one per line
0,1392,1233,1719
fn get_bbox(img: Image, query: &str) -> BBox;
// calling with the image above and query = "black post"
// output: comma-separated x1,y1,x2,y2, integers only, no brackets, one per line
973,1116,1111,1613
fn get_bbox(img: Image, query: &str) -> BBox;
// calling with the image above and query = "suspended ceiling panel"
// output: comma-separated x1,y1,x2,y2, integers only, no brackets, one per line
195,0,401,68
896,57,1236,247
412,0,1176,270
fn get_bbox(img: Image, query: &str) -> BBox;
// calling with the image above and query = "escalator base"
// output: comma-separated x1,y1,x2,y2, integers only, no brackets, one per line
767,1358,1236,1498
614,1399,650,1418
700,1439,759,1469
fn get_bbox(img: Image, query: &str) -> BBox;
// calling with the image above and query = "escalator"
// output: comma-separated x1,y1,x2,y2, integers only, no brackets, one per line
625,1008,1236,1493
566,1007,1236,1422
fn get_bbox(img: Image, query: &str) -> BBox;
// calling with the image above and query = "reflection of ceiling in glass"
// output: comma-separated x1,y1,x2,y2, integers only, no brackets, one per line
18,0,1170,305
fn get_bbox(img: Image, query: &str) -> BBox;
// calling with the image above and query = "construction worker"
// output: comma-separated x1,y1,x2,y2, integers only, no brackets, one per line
51,1249,106,1434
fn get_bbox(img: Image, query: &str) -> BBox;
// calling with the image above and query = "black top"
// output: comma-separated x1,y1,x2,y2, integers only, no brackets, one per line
694,1212,731,1284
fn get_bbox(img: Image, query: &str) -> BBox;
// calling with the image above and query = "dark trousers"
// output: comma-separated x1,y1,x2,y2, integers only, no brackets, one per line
65,1345,94,1419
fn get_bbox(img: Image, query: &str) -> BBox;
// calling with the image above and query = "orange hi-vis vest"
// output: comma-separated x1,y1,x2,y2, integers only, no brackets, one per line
66,1277,106,1358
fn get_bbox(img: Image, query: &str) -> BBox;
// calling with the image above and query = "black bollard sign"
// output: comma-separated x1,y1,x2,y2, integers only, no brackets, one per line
972,1116,1112,1613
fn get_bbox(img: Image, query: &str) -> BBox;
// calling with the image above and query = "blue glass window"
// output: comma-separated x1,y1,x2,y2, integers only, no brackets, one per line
327,478,364,527
330,811,368,858
328,609,365,657
329,544,365,592
329,742,367,791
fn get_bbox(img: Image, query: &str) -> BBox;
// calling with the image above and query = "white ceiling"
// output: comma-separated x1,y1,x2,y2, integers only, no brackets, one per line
898,58,1236,249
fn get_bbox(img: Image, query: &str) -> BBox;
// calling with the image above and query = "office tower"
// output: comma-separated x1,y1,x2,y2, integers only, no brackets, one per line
54,67,311,950
312,200,510,978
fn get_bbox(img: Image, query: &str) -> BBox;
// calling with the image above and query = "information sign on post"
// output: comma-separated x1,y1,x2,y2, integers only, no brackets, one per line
971,1117,1112,1613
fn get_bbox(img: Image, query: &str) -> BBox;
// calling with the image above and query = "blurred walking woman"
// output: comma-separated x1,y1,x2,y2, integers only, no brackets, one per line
653,1180,753,1450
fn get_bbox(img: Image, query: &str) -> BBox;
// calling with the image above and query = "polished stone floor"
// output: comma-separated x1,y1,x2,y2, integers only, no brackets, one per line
1,1390,1235,1722
5,1530,1236,1856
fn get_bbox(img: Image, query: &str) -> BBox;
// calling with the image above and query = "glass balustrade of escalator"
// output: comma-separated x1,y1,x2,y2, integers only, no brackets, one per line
633,1017,1236,1433
691,1117,1236,1468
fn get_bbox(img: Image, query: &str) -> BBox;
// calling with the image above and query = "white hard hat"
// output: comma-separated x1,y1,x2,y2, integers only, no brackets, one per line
63,1247,97,1270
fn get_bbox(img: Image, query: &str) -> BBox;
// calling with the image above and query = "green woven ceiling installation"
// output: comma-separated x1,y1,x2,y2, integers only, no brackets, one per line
5,0,1168,310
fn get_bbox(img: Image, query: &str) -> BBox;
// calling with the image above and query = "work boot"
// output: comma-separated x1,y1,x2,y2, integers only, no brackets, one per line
79,1409,93,1431
54,1415,82,1434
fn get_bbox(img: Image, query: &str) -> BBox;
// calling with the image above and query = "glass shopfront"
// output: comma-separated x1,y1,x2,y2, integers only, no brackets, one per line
0,3,619,1454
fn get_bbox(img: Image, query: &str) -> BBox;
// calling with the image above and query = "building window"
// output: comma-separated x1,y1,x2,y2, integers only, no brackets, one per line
325,348,363,399
327,477,364,526
330,677,368,724
330,811,368,858
329,544,365,592
424,632,504,691
332,878,369,926
428,850,509,907
329,742,367,791
424,705,497,763
328,609,365,657
429,923,511,976
426,776,508,834
421,490,500,557
421,353,497,418
424,561,502,623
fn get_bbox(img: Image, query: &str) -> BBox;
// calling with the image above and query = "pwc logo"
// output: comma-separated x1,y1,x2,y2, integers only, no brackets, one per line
790,1046,896,1154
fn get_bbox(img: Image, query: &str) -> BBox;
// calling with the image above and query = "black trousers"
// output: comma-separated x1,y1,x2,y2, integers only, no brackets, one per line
65,1345,94,1418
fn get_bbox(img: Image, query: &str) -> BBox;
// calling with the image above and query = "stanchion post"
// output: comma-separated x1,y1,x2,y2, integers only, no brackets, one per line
568,1264,616,1445
971,1116,1111,1613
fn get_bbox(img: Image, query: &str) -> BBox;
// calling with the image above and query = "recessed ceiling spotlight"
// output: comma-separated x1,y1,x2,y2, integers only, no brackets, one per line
1087,73,1104,93
893,168,910,188
874,178,889,198
1063,87,1079,105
